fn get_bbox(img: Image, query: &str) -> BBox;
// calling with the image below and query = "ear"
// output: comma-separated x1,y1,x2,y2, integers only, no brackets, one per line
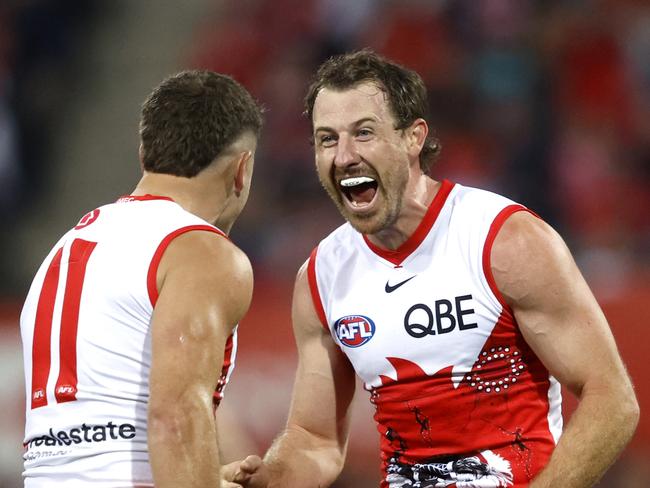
138,143,145,171
406,118,429,161
233,150,253,197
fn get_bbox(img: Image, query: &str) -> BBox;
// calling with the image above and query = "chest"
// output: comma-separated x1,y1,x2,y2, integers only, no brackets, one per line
324,245,503,388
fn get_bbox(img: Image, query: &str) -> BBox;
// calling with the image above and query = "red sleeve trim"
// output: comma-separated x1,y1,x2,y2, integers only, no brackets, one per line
213,332,235,410
147,225,227,307
482,205,539,313
307,246,329,331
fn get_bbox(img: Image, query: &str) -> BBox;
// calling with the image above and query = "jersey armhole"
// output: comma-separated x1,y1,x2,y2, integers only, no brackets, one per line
307,246,329,331
147,225,227,306
213,329,237,411
482,205,540,314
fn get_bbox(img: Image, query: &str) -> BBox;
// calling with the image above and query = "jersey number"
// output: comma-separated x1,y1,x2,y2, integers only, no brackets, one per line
30,238,97,409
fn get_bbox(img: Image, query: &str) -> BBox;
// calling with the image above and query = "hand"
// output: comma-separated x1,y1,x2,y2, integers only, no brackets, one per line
222,455,270,488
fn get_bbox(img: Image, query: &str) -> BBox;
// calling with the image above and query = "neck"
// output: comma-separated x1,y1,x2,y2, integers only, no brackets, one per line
131,171,235,232
367,176,440,250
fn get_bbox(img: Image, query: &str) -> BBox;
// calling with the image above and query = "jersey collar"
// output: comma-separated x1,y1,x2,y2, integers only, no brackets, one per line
116,194,174,203
362,179,455,266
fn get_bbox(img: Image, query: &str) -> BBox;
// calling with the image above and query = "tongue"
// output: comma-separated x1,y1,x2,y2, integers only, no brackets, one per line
349,182,376,204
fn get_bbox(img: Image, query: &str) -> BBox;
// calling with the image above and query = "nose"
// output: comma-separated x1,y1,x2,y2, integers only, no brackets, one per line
333,134,360,168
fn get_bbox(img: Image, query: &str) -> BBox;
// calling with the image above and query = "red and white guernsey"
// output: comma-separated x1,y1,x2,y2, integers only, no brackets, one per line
309,181,562,487
20,195,237,487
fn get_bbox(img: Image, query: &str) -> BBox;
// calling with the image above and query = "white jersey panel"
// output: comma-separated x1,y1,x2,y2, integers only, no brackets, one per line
20,196,231,485
314,182,513,388
310,181,562,485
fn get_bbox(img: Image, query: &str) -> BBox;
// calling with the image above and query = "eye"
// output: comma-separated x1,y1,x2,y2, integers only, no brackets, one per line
318,134,337,148
357,128,373,140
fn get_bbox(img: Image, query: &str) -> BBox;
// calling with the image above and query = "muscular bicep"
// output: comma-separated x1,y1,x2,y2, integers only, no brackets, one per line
149,231,253,409
491,212,630,396
286,262,356,450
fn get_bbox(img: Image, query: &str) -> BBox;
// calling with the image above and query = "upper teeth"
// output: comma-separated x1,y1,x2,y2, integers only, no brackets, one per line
340,176,375,187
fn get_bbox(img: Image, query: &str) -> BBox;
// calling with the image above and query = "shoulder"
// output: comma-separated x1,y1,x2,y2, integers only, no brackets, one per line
294,258,316,310
293,258,329,336
157,230,253,326
157,230,253,314
492,211,566,272
490,211,574,309
319,221,356,248
312,221,360,265
448,183,520,218
167,230,251,282
441,183,529,250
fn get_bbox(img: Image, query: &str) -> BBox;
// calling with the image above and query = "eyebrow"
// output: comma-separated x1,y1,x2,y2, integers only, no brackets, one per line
314,117,379,134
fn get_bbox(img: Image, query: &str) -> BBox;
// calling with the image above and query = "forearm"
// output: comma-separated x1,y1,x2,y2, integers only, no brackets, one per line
149,403,222,487
263,425,345,488
531,386,639,487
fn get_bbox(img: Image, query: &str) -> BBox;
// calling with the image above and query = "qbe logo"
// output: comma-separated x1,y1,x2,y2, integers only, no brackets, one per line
334,315,376,348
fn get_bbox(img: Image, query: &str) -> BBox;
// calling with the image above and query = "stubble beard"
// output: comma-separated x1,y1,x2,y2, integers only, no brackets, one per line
318,167,408,236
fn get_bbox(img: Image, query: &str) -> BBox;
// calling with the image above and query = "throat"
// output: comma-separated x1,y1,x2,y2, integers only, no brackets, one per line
366,227,410,251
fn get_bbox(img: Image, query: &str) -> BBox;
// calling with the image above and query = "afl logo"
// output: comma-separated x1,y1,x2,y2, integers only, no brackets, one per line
334,315,376,348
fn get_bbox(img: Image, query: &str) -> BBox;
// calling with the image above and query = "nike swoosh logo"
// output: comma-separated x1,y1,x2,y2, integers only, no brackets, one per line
385,275,416,293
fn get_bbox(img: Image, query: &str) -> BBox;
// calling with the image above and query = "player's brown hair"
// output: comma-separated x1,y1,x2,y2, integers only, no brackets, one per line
305,49,440,172
140,70,263,177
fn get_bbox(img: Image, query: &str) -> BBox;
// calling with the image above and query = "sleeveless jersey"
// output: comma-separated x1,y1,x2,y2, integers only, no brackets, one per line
20,195,237,487
308,181,562,487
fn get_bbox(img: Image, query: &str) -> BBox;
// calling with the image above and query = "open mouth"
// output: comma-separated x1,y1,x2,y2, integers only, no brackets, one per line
339,176,378,209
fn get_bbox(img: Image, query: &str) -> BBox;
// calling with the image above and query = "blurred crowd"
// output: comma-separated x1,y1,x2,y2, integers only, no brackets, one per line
0,0,101,216
0,0,102,297
2,0,649,293
188,0,650,293
1,1,649,486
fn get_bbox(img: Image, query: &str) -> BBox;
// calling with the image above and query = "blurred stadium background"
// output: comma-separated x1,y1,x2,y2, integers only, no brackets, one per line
0,0,648,486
